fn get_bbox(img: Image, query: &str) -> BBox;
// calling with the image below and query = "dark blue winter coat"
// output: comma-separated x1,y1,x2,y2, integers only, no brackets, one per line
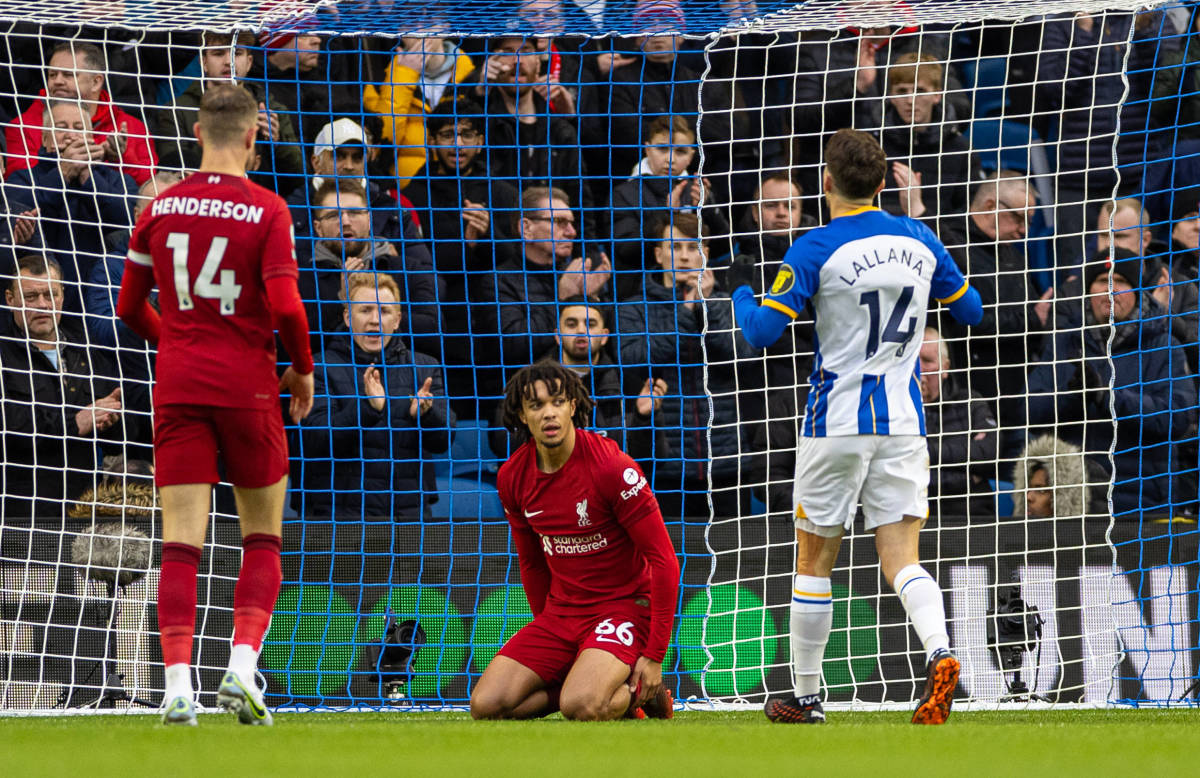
299,335,454,519
609,173,732,290
3,157,135,286
617,275,758,489
1026,295,1197,518
1037,12,1176,193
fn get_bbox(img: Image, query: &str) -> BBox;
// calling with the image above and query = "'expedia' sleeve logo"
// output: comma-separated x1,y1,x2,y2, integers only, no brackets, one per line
620,472,649,500
769,265,795,296
620,466,648,500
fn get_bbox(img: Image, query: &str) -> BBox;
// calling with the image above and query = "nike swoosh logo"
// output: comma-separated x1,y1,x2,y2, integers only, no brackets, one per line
246,693,266,717
524,510,543,517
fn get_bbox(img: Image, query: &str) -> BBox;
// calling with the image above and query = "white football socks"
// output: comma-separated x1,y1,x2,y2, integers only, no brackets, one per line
789,574,833,699
228,643,260,687
164,663,193,702
893,564,950,662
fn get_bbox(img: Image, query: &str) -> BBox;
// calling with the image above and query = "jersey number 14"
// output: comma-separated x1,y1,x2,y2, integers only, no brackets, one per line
165,232,242,315
859,286,917,359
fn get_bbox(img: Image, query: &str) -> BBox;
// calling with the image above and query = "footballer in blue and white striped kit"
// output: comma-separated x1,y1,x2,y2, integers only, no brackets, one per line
733,129,983,726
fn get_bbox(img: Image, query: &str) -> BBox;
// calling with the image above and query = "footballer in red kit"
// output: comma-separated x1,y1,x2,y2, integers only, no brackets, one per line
117,83,313,727
471,361,680,722
124,174,303,486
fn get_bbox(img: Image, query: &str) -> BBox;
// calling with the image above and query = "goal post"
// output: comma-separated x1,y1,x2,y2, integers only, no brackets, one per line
0,0,1196,713
702,0,1198,707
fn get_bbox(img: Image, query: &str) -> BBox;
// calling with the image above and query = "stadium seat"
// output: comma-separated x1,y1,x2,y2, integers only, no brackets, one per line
969,118,1044,173
430,476,504,519
429,419,500,483
989,479,1016,518
961,57,1010,119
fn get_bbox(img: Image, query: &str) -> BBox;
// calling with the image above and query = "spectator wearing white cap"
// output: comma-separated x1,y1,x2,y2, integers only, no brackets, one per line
286,117,422,252
309,119,370,190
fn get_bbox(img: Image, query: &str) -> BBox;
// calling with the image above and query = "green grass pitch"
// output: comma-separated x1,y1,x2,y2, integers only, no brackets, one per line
7,709,1199,777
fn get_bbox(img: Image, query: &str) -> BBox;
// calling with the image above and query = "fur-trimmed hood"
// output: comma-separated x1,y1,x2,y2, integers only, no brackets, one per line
1013,435,1089,518
68,479,158,519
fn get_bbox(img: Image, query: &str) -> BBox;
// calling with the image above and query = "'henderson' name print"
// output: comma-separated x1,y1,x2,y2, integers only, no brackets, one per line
150,196,265,224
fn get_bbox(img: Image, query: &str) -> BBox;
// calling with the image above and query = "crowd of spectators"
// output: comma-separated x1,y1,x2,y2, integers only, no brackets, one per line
1,4,1198,523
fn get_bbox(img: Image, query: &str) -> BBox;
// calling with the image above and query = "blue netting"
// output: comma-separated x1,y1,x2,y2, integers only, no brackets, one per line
0,0,791,37
0,1,1197,713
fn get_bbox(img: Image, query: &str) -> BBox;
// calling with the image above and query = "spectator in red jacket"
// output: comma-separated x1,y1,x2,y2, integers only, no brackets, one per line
4,41,156,185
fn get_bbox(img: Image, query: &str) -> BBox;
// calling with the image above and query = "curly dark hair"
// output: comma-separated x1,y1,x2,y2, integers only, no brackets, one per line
501,360,595,446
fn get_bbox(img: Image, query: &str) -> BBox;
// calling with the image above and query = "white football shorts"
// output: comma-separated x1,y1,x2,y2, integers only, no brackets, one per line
792,435,929,537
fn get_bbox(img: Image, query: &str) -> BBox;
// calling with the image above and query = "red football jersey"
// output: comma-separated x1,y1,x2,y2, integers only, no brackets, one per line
126,173,298,410
497,429,680,660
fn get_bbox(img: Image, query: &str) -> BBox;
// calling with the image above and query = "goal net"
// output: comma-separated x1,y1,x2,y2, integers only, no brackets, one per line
0,0,1196,713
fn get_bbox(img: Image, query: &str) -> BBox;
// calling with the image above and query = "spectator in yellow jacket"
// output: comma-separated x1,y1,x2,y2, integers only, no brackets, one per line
362,33,475,188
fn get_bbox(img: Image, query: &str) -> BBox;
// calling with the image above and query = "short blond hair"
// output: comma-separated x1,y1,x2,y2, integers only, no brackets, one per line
345,272,401,305
889,52,943,92
923,326,949,369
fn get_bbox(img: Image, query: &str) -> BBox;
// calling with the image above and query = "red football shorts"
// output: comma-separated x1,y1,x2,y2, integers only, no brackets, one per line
497,597,651,684
153,404,288,488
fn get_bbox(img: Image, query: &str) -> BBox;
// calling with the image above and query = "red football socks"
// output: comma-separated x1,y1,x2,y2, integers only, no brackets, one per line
233,533,282,651
158,542,202,667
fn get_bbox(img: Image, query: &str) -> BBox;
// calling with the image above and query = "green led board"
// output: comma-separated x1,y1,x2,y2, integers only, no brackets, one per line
261,585,358,697
676,584,778,697
470,586,533,672
824,582,879,693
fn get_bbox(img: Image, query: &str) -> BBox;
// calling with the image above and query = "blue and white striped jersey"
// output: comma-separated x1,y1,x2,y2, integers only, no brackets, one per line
762,207,968,438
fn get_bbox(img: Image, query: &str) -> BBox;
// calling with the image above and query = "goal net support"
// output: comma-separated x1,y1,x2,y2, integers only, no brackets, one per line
0,0,1196,712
